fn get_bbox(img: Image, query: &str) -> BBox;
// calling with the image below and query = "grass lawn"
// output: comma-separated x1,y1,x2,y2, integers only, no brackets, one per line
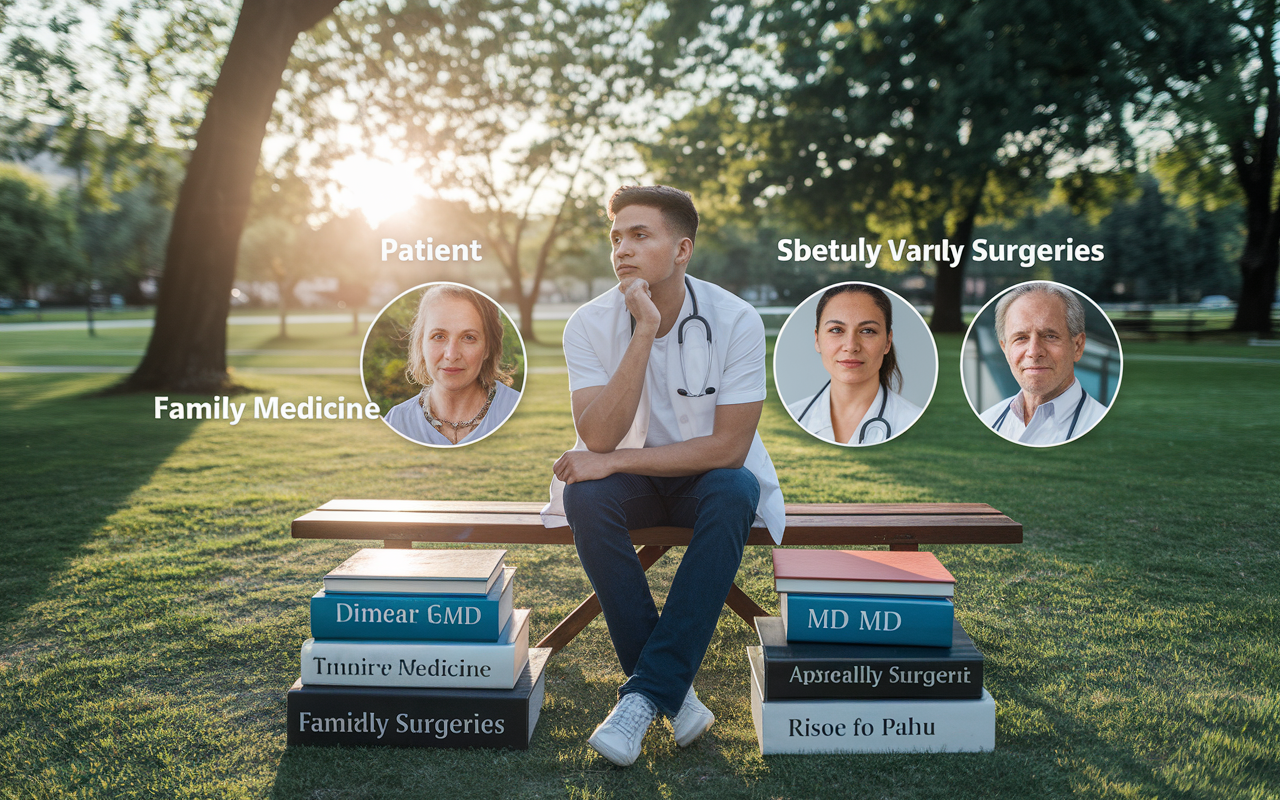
1,319,1277,799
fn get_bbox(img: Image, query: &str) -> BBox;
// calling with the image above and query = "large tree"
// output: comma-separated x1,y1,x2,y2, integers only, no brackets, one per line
657,0,1210,330
122,0,339,391
1149,0,1279,332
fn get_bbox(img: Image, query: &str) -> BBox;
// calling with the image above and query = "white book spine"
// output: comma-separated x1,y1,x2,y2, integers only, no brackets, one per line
323,576,494,595
748,647,994,754
301,610,530,690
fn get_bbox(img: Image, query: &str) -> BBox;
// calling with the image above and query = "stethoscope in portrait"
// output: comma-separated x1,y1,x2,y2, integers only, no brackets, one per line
797,381,891,444
629,276,715,398
991,387,1087,439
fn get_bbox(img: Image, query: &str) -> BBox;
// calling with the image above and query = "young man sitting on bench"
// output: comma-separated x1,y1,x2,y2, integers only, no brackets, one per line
540,185,785,766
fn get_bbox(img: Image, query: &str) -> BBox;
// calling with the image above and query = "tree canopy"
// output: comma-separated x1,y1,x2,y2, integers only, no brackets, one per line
647,0,1231,329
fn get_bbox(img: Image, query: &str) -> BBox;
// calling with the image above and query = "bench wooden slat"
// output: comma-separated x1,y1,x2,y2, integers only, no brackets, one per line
786,503,1001,516
320,499,549,514
292,509,1022,546
317,499,1004,517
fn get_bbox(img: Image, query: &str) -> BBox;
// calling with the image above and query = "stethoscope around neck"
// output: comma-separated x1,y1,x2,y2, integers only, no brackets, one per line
992,387,1087,439
629,276,715,398
798,381,891,444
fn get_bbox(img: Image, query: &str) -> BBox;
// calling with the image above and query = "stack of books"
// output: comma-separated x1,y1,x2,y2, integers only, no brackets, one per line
286,548,550,749
748,549,995,754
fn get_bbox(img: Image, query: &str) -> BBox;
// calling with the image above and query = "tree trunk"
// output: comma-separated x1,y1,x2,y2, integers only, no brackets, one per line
121,0,338,392
1233,248,1278,333
1231,201,1280,334
516,291,537,342
278,291,289,340
1229,44,1280,334
930,171,988,333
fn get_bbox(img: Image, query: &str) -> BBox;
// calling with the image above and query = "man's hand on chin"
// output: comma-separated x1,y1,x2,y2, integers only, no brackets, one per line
553,450,617,484
620,278,661,333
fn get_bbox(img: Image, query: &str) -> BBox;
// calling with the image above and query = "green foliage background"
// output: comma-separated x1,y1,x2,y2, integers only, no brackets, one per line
361,285,526,414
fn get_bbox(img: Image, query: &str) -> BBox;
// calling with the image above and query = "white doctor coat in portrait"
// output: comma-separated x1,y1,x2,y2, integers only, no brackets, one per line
540,275,786,544
786,383,923,446
978,377,1108,446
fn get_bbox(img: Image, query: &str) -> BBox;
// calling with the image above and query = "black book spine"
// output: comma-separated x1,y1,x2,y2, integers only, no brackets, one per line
765,656,984,700
287,688,531,749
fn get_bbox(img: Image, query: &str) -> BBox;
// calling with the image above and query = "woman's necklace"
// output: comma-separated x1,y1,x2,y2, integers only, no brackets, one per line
420,383,496,434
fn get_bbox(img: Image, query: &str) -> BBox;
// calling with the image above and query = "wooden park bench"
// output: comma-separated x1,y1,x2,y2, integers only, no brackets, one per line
292,499,1021,654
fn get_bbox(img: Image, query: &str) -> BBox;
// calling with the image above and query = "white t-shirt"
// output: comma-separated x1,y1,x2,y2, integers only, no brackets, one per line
642,335,679,447
564,285,768,445
978,377,1108,446
786,383,923,446
546,275,786,543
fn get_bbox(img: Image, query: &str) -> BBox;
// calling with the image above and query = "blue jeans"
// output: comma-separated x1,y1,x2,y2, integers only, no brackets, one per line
563,467,759,717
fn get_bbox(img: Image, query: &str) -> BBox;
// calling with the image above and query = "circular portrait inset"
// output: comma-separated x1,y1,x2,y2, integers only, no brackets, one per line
961,280,1121,447
775,282,938,446
362,282,526,447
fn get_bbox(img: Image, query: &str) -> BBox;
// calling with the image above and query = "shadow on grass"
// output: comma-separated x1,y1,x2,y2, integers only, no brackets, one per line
0,375,198,636
760,334,1279,797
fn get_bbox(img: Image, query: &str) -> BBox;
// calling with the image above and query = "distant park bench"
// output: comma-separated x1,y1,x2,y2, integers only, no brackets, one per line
1112,309,1212,340
292,499,1022,654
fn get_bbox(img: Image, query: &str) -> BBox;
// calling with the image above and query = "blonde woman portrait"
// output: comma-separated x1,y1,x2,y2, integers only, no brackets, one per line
368,283,523,447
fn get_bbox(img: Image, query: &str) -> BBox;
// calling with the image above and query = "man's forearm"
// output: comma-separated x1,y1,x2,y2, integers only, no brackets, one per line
602,434,751,477
554,401,763,485
574,324,657,452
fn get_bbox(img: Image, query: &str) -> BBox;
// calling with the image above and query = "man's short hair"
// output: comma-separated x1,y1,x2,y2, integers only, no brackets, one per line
995,282,1086,342
607,185,699,243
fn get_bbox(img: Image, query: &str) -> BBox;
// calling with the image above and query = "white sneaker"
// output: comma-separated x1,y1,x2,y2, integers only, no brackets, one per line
588,693,657,766
671,687,715,747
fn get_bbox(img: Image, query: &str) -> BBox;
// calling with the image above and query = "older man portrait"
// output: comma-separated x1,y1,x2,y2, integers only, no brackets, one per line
978,282,1110,445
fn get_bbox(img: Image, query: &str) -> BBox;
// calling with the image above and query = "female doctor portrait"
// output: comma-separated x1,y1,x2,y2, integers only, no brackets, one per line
364,282,524,448
776,282,937,446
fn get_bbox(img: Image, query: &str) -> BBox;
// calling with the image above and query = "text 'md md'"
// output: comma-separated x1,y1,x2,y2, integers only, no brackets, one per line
808,609,902,631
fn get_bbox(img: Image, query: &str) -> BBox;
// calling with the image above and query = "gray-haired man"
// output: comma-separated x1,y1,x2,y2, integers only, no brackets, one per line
978,282,1108,445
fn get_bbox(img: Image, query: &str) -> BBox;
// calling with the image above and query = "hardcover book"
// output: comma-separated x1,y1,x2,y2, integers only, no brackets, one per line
780,593,954,647
773,549,955,598
747,647,995,754
310,566,515,642
287,648,550,749
301,609,530,690
323,548,506,595
755,616,984,699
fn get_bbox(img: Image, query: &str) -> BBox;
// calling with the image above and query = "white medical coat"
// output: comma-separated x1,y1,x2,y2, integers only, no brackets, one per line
978,377,1108,446
786,384,923,446
540,275,786,543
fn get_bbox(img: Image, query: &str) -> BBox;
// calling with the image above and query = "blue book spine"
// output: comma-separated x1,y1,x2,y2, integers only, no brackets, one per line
311,567,513,642
780,593,954,647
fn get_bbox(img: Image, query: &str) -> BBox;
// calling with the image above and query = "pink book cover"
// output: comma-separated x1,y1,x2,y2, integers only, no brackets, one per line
772,549,955,585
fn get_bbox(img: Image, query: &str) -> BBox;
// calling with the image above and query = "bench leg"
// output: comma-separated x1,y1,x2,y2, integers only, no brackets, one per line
724,583,769,628
535,545,670,655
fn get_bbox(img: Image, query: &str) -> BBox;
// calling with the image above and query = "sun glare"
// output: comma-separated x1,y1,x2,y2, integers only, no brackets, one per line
329,155,430,228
